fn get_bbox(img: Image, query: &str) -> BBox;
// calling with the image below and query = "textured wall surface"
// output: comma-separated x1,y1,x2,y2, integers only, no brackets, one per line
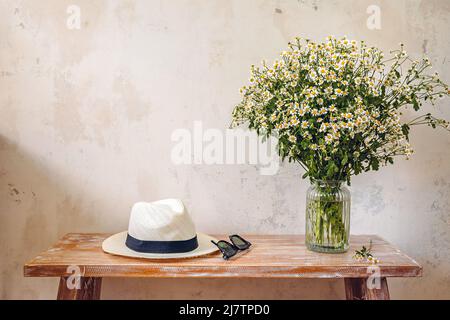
1,0,449,299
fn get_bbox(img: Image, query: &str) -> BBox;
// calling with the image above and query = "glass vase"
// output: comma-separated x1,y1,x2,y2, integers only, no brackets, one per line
305,180,351,253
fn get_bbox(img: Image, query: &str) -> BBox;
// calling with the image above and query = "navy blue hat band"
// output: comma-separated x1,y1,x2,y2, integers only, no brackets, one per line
125,234,199,253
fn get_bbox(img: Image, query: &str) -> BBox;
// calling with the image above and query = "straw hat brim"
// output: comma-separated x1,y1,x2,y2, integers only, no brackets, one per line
102,231,219,259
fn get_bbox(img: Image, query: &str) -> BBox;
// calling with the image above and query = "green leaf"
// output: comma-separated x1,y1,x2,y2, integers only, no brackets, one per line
371,158,380,171
412,97,420,111
326,161,337,177
401,124,410,141
341,154,348,166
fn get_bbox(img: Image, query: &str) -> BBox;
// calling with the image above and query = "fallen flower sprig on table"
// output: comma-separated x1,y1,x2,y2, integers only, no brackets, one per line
353,240,380,264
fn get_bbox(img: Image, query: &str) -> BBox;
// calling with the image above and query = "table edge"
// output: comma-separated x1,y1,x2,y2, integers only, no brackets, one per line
24,263,423,278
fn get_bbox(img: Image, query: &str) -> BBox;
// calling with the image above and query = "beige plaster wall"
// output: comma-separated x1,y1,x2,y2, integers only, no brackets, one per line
0,0,449,299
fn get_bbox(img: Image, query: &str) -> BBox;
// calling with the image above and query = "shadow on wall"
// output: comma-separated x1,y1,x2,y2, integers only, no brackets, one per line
0,135,101,299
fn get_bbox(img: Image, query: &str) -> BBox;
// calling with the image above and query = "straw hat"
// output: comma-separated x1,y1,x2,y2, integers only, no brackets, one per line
102,199,218,259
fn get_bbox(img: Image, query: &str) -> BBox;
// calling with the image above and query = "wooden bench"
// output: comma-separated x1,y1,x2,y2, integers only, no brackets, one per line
24,233,422,300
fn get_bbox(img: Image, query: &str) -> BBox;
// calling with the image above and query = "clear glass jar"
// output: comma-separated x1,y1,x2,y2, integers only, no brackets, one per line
305,180,351,253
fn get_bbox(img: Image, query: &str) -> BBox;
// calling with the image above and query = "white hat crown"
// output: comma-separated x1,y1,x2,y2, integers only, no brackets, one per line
128,199,197,242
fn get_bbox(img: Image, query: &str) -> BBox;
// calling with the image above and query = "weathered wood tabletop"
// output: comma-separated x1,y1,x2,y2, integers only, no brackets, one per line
24,233,422,300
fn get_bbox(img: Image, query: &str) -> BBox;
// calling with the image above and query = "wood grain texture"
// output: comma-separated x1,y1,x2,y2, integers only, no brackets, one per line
57,276,102,300
345,277,390,300
24,234,422,279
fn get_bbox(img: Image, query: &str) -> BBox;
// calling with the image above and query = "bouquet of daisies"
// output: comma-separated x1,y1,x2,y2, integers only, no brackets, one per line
231,36,449,185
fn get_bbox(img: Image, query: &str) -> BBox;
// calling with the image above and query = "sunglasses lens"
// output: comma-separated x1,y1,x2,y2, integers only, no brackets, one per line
230,235,250,250
217,241,237,257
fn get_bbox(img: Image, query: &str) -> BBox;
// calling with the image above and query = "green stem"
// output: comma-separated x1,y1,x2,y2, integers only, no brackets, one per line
306,184,349,252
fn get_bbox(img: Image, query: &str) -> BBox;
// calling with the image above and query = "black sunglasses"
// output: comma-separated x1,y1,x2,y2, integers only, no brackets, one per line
211,235,252,260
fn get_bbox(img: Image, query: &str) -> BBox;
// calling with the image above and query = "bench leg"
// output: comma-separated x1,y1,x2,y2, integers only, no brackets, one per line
344,277,390,300
57,276,102,300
